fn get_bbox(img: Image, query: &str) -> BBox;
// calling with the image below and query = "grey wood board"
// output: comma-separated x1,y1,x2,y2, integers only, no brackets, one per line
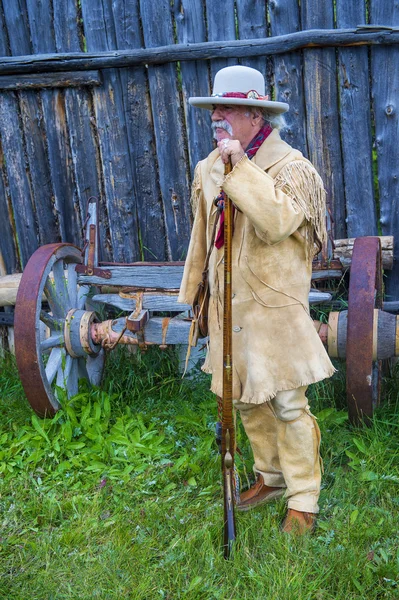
370,1,399,298
0,92,39,266
110,315,197,345
174,0,214,179
77,265,185,288
236,0,268,88
269,0,307,155
336,0,377,238
91,293,191,312
2,1,59,248
78,263,336,292
112,0,166,261
91,289,330,312
80,0,141,263
53,0,105,255
0,164,18,273
1,29,399,75
0,71,102,90
26,0,82,247
140,0,191,260
301,0,346,240
205,0,236,80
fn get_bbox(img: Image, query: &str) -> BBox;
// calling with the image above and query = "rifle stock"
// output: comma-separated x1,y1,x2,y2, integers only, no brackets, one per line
221,158,237,558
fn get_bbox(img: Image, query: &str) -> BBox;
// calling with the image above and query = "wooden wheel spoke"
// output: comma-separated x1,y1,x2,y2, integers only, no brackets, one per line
77,285,90,310
78,358,90,381
52,260,71,312
56,354,73,390
15,243,105,416
40,311,64,331
40,334,64,353
44,278,65,318
66,360,79,398
45,348,63,384
67,263,78,307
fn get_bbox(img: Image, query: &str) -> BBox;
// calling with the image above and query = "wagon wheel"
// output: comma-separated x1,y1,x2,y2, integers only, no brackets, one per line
346,237,383,424
14,243,105,417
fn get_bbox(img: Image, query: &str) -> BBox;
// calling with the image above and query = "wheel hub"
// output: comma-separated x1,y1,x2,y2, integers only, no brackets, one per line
64,309,101,358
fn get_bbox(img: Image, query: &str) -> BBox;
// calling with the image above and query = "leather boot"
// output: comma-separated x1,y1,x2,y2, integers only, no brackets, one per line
281,509,316,534
236,474,285,512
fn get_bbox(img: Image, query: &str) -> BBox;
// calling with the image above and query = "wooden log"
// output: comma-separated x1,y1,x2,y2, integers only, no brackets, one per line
336,1,377,238
370,4,399,299
269,0,307,154
112,0,167,261
0,311,14,326
0,71,102,90
334,236,393,269
0,271,331,308
327,309,397,360
93,315,198,346
0,29,398,75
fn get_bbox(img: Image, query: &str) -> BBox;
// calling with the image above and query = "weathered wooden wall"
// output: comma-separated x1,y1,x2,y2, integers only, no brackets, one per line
0,0,398,294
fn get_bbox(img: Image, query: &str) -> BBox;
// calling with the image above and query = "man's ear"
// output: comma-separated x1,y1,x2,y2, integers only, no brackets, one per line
251,109,263,126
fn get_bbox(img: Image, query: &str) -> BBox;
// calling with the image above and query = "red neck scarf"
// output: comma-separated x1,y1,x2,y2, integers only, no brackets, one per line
214,123,273,248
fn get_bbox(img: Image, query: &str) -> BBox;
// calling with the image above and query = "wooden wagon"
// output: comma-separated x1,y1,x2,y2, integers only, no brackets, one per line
0,0,398,424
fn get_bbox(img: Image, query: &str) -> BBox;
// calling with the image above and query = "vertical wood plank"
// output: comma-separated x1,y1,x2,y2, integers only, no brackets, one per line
336,1,376,238
236,0,269,91
53,0,106,258
205,0,236,81
269,0,307,154
112,0,166,260
80,0,141,263
0,144,18,275
174,0,213,179
2,0,59,247
140,0,191,260
370,2,399,298
26,0,82,246
301,0,346,240
0,4,38,267
0,6,18,274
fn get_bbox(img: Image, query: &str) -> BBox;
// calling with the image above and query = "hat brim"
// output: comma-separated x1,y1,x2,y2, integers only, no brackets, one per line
189,97,289,115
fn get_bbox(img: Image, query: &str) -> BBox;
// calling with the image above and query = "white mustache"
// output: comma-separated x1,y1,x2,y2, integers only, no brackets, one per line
211,120,233,138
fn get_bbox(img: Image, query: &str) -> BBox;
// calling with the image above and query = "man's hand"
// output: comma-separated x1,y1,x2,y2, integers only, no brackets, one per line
217,138,245,167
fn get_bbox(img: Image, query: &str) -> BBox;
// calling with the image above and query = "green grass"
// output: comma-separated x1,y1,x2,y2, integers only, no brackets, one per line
1,350,399,599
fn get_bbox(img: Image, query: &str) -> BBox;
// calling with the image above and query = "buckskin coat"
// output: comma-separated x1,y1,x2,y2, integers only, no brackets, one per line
178,129,335,403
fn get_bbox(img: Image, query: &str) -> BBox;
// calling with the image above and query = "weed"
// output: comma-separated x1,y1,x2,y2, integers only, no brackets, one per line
0,348,399,599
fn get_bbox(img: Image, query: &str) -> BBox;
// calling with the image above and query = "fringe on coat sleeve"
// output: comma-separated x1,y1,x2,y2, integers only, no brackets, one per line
274,160,327,259
190,162,202,217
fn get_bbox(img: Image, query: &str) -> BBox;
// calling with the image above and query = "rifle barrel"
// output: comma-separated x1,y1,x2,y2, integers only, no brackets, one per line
221,159,236,558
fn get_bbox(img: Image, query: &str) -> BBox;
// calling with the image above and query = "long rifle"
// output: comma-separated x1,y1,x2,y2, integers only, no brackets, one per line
221,158,236,558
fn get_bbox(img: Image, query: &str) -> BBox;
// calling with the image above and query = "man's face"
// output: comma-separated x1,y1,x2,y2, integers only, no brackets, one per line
211,104,259,149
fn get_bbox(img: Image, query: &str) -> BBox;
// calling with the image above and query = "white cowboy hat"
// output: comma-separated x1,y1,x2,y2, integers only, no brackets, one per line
189,65,289,115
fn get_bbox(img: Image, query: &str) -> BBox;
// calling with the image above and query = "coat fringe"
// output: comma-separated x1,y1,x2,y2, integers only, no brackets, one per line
190,162,202,216
274,160,327,260
207,363,337,405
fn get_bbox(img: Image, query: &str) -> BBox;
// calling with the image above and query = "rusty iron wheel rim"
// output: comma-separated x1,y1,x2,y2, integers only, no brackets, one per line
14,243,105,417
346,237,383,424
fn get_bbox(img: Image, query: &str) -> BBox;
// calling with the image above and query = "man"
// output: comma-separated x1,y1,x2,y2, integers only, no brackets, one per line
178,65,335,533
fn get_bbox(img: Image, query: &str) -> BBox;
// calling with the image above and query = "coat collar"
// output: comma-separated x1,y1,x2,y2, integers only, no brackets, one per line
208,128,293,187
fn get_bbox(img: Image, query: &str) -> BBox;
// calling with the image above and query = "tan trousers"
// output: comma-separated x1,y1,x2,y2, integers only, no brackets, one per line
234,386,321,513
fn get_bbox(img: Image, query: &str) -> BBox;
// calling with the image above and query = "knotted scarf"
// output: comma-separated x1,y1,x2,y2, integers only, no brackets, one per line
214,122,273,248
